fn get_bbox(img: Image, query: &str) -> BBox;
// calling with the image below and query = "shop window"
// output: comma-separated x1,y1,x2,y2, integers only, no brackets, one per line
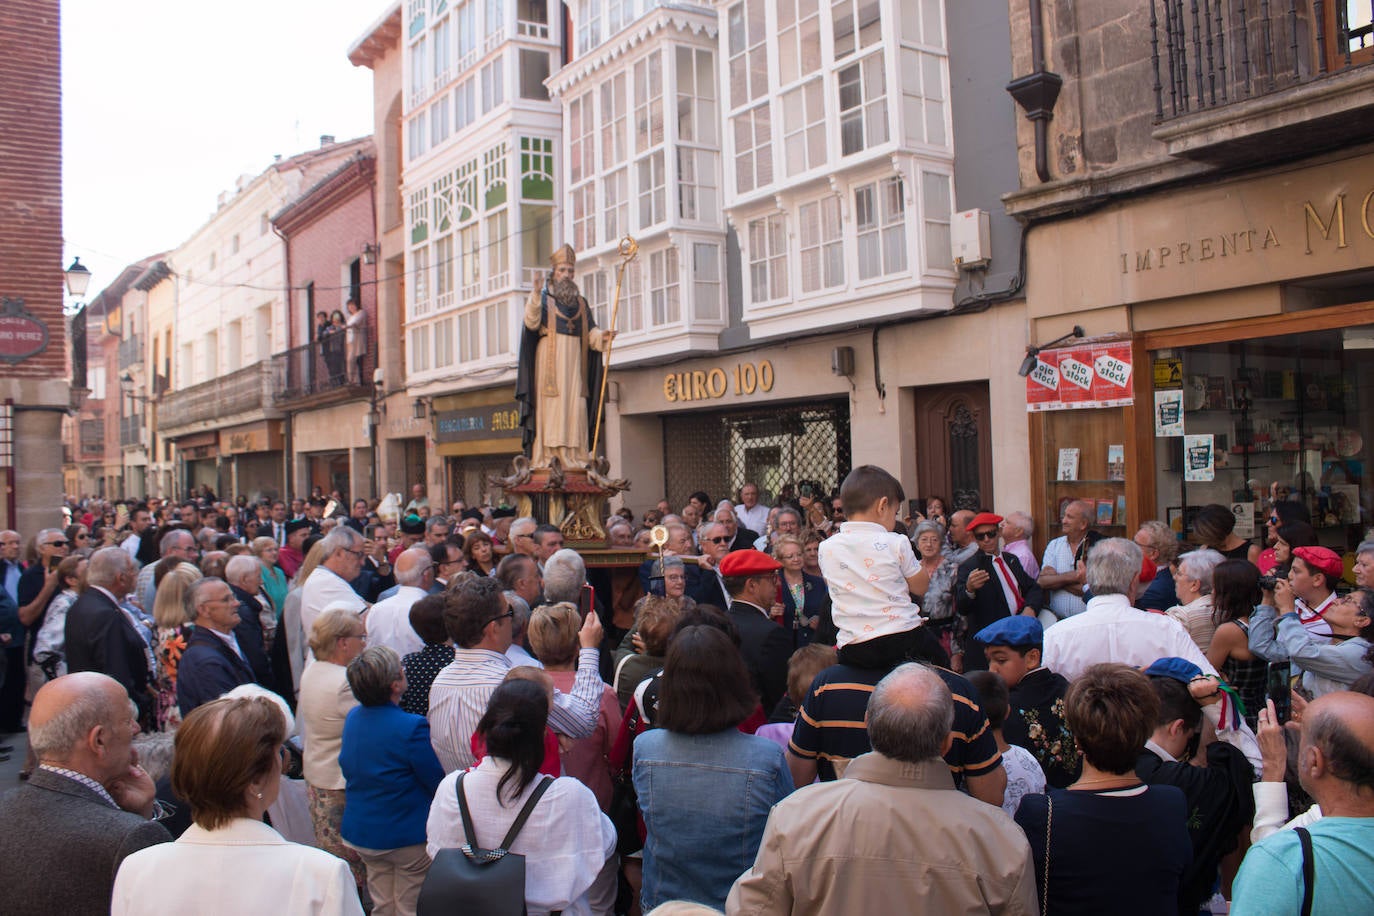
663,401,852,512
1151,329,1374,550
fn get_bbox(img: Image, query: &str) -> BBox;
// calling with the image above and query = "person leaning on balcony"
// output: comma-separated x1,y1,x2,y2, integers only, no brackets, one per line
344,299,366,386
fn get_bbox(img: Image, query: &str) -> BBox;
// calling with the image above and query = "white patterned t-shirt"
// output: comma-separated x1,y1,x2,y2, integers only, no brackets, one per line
818,521,922,648
1000,743,1046,817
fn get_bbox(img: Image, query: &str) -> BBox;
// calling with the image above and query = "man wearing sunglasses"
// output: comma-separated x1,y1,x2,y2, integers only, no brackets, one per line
955,513,1043,672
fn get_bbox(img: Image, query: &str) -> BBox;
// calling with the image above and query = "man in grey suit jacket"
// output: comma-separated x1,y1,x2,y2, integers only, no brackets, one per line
0,672,170,915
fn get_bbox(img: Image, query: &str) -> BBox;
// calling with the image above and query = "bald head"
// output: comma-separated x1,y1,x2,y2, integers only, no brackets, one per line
1301,692,1374,800
394,546,434,588
30,673,136,779
867,663,955,764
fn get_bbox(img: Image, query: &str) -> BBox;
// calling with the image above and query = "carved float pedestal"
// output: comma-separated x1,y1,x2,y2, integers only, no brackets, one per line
496,464,625,549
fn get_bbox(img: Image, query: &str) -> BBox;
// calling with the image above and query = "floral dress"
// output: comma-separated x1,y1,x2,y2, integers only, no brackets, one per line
155,624,192,731
917,557,963,659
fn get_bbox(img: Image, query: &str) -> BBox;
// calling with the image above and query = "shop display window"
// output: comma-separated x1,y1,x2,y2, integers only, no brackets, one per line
1150,326,1374,552
1040,407,1130,542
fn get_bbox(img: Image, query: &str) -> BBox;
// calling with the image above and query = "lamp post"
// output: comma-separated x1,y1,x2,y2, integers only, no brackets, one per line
64,257,92,298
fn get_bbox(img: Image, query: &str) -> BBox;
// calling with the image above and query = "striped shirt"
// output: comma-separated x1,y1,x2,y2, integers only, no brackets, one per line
428,646,602,773
788,663,1001,784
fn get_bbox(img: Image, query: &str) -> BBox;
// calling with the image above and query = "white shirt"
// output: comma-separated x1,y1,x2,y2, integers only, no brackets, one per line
299,566,366,643
999,744,1046,818
817,521,922,648
735,502,771,535
426,758,615,916
112,818,363,916
1040,535,1089,619
428,647,602,773
364,585,427,658
121,533,141,561
506,643,544,669
1042,593,1219,682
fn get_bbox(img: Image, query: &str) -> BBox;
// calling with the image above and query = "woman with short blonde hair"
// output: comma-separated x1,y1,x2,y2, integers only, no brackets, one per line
251,536,288,617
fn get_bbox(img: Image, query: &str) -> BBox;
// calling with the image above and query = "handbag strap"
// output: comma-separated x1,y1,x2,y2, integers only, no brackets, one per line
455,772,556,854
1041,795,1053,916
1296,826,1315,916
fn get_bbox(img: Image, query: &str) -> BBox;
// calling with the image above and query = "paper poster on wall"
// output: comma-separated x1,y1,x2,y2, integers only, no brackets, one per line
1024,342,1135,411
1025,350,1062,411
1184,434,1215,482
1155,390,1185,436
1231,503,1255,539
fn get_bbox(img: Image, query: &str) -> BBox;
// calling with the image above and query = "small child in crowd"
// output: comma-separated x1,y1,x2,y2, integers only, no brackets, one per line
974,615,1081,788
818,466,934,667
967,670,1045,817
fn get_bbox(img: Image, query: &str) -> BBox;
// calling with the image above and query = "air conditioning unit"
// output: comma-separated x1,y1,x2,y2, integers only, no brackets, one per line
951,208,991,271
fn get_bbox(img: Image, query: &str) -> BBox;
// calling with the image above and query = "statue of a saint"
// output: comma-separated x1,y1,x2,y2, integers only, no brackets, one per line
516,244,615,467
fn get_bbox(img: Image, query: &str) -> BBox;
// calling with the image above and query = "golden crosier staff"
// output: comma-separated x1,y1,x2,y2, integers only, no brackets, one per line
590,236,638,458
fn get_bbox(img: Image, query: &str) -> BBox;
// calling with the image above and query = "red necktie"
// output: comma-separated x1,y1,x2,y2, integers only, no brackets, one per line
995,556,1025,611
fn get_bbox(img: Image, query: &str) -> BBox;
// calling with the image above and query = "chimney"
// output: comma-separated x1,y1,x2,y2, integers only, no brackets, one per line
320,135,335,147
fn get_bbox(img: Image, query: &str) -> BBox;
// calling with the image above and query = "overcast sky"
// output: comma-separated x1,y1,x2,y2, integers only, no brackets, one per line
61,0,392,299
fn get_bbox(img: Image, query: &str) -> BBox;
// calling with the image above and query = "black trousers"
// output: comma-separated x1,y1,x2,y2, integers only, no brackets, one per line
0,646,26,732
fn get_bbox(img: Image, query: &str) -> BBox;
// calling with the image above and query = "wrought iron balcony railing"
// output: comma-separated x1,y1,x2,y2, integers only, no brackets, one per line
270,335,376,406
1150,0,1374,120
158,361,280,430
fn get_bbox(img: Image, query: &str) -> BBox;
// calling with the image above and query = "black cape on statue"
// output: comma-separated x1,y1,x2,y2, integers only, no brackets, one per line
515,284,605,460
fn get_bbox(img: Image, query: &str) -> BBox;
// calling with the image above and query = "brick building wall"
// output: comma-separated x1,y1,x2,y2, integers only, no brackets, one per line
0,0,68,530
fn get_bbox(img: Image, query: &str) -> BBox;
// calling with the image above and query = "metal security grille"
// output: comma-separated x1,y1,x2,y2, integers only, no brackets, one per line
663,400,852,509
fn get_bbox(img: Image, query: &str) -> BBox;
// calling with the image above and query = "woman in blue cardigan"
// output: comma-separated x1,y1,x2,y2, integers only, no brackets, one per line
339,646,445,916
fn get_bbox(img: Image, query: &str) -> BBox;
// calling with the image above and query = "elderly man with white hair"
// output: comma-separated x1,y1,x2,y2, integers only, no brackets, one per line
176,578,258,715
365,547,433,658
64,547,155,723
299,527,369,645
1000,511,1039,580
224,555,275,690
1042,538,1216,682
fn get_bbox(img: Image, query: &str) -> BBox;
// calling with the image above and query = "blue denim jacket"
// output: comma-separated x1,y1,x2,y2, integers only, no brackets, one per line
633,727,793,910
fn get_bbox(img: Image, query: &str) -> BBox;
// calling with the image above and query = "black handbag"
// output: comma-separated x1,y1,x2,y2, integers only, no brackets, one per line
416,772,554,916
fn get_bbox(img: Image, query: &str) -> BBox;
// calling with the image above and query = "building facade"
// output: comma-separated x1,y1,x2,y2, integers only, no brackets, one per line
1006,0,1374,555
271,147,382,501
157,137,372,501
0,0,67,531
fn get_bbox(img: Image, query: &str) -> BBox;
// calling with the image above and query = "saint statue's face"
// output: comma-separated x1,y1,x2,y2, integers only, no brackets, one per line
553,263,575,283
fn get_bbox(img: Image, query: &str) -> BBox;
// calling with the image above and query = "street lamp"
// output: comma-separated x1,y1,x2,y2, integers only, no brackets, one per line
64,257,92,297
119,371,153,402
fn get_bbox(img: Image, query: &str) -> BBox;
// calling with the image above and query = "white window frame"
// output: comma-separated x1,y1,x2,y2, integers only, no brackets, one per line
854,175,906,281
636,150,666,229
600,73,627,169
691,242,722,320
633,51,663,155
726,0,769,110
732,103,772,194
781,78,826,176
838,50,889,156
648,247,681,326
577,0,602,55
799,195,844,292
748,213,789,304
921,170,953,274
603,168,628,245
777,0,822,86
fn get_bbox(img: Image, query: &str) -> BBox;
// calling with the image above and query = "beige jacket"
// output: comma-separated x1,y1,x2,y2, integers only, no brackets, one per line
727,753,1037,916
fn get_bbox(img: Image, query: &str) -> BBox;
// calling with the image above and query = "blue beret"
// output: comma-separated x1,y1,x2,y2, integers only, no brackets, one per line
974,615,1043,647
1142,656,1203,684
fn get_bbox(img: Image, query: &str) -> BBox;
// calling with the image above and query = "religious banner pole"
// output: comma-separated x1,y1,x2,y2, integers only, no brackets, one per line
590,236,638,459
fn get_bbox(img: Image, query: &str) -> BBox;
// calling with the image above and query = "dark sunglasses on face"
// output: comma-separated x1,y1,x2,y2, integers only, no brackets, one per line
705,536,731,544
973,531,999,541
47,540,69,548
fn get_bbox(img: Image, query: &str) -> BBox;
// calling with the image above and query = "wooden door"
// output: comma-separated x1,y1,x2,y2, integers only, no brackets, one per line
915,383,994,513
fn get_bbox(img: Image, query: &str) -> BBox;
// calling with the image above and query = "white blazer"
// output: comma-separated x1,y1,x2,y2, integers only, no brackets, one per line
111,818,363,916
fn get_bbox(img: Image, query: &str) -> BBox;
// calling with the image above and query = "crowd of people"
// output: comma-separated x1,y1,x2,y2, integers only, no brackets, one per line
1,468,1373,915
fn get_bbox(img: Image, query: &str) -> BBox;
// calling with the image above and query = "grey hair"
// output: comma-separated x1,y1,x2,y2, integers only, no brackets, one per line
160,527,195,553
1137,520,1179,563
510,516,537,538
319,525,364,561
224,554,260,588
425,515,451,534
504,591,532,637
712,505,738,523
543,548,586,604
186,577,231,621
394,546,434,587
30,676,133,762
775,507,803,526
1177,548,1225,595
346,645,403,707
1085,538,1143,597
1005,511,1034,537
867,663,954,764
85,546,134,590
1357,540,1374,558
912,519,946,543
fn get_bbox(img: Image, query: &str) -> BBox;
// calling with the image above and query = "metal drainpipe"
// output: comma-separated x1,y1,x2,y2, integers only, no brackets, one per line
1007,0,1064,183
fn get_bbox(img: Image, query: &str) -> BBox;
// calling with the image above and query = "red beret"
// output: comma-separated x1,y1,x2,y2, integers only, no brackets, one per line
719,550,782,577
1293,546,1343,580
1139,555,1157,584
968,512,1003,531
